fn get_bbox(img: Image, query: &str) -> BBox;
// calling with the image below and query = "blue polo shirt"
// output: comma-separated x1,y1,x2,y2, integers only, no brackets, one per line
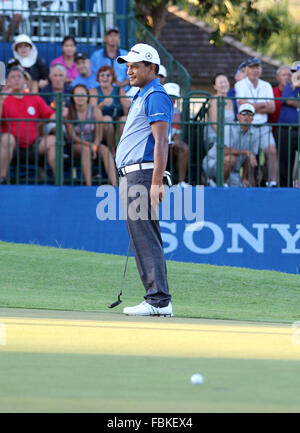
115,78,173,169
278,82,300,124
71,73,99,89
90,46,129,90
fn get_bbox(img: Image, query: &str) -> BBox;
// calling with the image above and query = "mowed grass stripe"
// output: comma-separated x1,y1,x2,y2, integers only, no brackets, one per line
1,317,299,360
1,241,300,322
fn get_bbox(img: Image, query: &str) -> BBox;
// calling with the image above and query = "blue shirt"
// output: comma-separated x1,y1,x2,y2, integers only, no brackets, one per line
90,46,129,90
227,87,238,120
71,73,99,89
278,82,300,124
115,78,173,169
40,82,72,107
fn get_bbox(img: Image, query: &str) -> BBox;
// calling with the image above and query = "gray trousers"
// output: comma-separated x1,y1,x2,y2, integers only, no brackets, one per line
119,169,171,308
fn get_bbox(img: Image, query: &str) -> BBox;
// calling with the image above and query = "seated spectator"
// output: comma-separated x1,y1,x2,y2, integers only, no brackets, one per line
164,82,189,187
72,52,99,89
205,73,235,152
228,60,247,119
39,63,72,135
65,84,117,187
90,28,129,91
0,0,28,41
7,57,32,92
158,65,167,85
50,36,78,85
235,57,277,187
0,67,56,184
90,65,131,155
268,65,292,136
12,34,49,92
202,103,259,187
277,62,300,187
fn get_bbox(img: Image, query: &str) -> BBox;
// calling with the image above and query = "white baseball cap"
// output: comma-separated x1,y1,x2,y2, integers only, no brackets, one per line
291,61,300,72
158,64,167,78
117,43,160,65
164,82,181,98
238,103,255,115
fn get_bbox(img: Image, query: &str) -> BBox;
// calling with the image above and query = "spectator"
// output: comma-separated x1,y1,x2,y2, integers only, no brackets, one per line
0,0,28,41
158,65,167,85
164,82,189,187
202,103,259,187
39,64,72,134
50,36,78,85
204,74,235,183
228,60,248,118
72,52,99,89
0,67,56,184
7,57,32,92
12,34,49,92
277,62,300,187
268,64,292,136
90,65,131,155
90,27,129,90
65,84,117,187
235,57,277,187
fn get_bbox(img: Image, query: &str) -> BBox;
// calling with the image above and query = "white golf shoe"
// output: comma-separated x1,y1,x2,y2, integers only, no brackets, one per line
123,301,173,317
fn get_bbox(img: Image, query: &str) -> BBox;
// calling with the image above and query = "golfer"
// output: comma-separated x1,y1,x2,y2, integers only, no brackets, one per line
116,43,173,317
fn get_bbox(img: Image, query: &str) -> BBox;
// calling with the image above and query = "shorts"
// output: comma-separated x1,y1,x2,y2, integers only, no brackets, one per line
12,137,42,164
253,125,276,151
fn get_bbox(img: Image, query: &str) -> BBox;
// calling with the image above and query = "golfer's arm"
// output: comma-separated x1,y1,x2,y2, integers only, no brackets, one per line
151,121,169,185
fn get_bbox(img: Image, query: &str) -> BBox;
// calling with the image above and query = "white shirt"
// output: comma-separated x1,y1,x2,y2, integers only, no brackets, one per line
234,77,274,124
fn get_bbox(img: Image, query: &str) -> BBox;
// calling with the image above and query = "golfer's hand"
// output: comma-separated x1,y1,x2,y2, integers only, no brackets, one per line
150,184,164,209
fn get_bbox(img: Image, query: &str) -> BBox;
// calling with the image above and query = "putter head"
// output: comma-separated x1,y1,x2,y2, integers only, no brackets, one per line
108,294,122,309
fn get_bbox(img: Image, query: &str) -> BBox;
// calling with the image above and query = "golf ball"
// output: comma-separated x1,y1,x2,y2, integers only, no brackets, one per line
190,373,204,385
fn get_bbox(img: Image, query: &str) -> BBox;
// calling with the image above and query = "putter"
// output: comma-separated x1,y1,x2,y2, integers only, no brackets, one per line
108,240,131,308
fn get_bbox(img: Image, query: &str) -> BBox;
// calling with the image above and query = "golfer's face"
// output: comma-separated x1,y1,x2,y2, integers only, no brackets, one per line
126,62,151,89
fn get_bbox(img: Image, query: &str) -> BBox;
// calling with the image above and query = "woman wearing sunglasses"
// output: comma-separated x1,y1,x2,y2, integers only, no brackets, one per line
90,65,130,155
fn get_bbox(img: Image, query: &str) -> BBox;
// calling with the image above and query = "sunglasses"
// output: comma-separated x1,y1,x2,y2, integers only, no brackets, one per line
99,72,112,78
240,111,254,116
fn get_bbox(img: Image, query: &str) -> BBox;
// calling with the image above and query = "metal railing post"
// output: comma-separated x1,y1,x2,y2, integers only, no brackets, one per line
297,98,300,187
216,96,225,186
55,92,64,186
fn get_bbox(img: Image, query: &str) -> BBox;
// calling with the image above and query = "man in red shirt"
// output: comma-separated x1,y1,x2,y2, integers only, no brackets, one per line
0,67,55,183
268,65,292,135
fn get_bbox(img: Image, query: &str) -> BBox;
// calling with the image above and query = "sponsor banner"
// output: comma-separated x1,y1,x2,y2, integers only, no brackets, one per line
0,186,299,274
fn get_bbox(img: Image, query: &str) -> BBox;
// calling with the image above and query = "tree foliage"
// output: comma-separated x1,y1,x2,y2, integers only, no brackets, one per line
185,0,282,49
134,0,282,47
134,0,182,38
134,0,299,64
